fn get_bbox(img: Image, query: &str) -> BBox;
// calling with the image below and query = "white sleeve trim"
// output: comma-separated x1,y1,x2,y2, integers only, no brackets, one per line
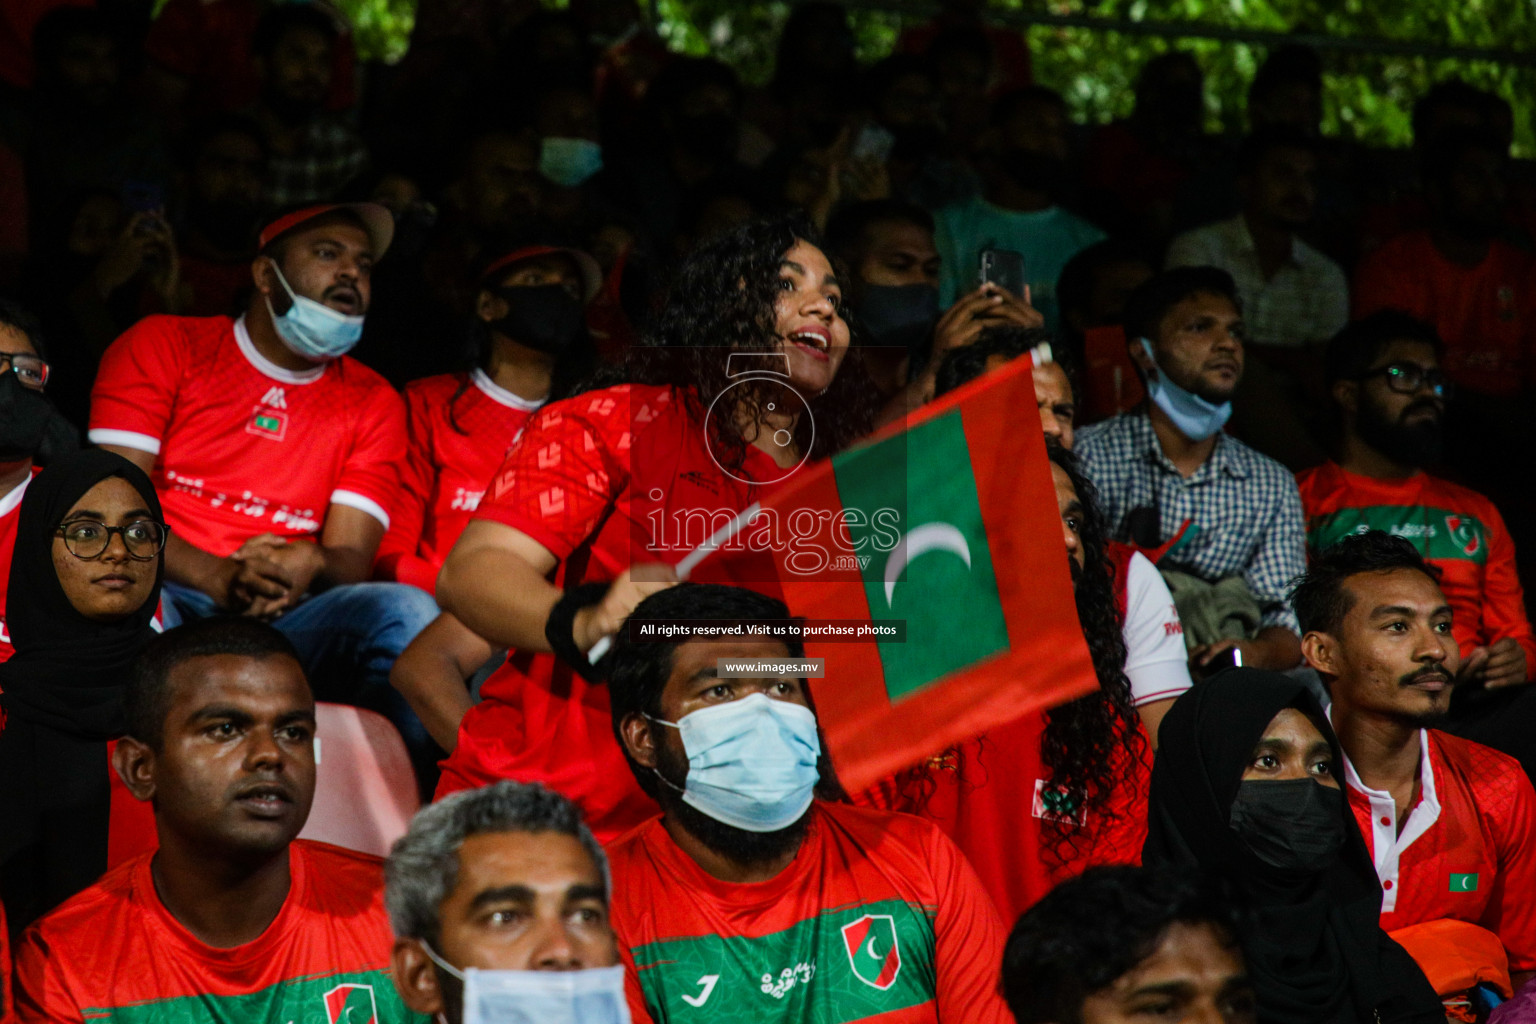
1123,552,1195,704
330,489,391,529
87,429,162,455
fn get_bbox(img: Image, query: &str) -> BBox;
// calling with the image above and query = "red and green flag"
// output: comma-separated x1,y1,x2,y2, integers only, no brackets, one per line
694,357,1098,792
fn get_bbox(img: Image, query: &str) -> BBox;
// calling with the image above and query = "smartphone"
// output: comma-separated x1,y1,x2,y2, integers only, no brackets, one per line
849,123,895,166
978,249,1026,296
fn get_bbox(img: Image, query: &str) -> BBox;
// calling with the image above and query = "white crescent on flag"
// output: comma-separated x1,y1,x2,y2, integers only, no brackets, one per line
883,522,973,606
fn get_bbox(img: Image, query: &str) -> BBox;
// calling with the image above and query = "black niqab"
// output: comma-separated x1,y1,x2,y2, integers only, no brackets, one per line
0,449,164,739
1143,669,1442,1024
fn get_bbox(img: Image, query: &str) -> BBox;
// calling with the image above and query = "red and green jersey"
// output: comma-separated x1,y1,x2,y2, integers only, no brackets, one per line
1296,462,1536,677
13,840,425,1024
609,801,1011,1024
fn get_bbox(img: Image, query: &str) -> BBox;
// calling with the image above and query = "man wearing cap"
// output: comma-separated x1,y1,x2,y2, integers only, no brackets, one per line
89,203,441,789
381,244,603,751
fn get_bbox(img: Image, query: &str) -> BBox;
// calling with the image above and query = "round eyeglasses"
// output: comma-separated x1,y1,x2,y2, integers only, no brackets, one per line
54,519,168,560
1356,363,1453,400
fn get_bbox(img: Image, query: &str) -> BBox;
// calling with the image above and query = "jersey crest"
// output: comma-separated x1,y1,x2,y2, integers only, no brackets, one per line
840,914,901,991
323,982,378,1024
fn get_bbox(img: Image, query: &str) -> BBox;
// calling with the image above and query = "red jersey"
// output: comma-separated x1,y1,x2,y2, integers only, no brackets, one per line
13,840,421,1024
1353,232,1534,397
375,370,541,594
88,315,406,557
610,801,1011,1024
437,384,783,842
1298,461,1536,677
0,472,35,664
1342,729,1536,971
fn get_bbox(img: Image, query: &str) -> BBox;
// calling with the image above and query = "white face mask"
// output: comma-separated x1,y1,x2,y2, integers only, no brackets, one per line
421,941,631,1024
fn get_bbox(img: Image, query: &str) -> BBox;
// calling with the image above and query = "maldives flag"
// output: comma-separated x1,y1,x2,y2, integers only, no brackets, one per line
694,356,1097,792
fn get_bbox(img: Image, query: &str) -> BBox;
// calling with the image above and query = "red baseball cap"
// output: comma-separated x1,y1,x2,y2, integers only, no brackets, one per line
257,203,395,259
478,244,603,302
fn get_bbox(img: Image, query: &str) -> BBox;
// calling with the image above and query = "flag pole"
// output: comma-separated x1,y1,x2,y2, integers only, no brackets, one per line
587,502,763,662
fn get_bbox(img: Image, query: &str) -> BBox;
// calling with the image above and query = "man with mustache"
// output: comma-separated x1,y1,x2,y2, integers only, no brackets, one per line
1298,311,1534,694
88,203,439,793
1076,267,1306,675
13,618,422,1023
1292,532,1536,987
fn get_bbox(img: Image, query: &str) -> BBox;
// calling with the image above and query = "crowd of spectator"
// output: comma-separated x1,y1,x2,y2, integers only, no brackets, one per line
1,0,1535,1020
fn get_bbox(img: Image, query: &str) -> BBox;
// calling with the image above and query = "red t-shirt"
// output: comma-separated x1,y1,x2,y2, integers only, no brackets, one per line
1344,730,1536,971
374,370,541,594
437,383,783,842
1297,461,1536,678
0,472,35,664
1353,232,1534,397
610,801,1011,1024
88,315,406,557
13,840,419,1024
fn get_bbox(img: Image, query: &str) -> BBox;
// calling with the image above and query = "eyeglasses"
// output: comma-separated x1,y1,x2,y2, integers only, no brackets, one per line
54,519,168,560
1357,363,1454,400
0,351,49,391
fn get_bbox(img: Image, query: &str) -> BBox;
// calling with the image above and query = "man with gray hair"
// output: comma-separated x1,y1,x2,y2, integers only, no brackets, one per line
384,780,627,1024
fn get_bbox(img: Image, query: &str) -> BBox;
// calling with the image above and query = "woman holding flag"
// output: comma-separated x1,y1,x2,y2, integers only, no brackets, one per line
421,214,878,840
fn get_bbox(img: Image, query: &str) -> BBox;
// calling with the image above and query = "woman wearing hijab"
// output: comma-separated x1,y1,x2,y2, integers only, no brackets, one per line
0,449,166,934
1144,668,1443,1024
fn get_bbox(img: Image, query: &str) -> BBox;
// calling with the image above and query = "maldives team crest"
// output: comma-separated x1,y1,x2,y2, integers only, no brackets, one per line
323,982,378,1024
1444,516,1482,557
841,914,901,990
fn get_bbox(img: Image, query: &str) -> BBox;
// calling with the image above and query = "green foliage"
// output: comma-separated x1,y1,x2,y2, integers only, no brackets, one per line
333,0,416,64
333,0,1536,154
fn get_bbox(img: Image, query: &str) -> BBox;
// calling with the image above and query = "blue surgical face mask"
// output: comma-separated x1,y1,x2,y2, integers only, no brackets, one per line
264,260,365,361
648,692,821,833
539,137,605,189
1138,337,1232,441
419,942,630,1024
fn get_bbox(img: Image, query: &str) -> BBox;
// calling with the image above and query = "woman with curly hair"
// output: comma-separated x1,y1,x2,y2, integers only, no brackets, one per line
411,213,876,841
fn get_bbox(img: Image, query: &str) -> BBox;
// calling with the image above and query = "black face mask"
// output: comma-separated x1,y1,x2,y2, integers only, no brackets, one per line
490,284,587,355
1229,777,1347,874
0,372,55,462
855,284,939,352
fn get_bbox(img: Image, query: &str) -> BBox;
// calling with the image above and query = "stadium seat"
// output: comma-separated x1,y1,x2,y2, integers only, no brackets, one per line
299,703,421,858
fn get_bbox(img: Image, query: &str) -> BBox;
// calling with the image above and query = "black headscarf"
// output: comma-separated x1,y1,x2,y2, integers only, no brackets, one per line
0,449,164,739
1143,669,1442,1024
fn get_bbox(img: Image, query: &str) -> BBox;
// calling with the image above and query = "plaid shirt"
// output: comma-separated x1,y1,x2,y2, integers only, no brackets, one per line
264,116,370,208
1076,408,1306,633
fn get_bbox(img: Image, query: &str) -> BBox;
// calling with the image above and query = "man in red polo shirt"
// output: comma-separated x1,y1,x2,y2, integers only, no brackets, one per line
1293,531,1536,988
88,202,439,787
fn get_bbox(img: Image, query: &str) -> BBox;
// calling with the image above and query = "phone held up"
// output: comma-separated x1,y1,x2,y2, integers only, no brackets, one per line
977,248,1025,297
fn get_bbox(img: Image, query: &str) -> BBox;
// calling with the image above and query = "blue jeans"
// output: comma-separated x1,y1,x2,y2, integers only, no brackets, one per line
160,580,441,792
